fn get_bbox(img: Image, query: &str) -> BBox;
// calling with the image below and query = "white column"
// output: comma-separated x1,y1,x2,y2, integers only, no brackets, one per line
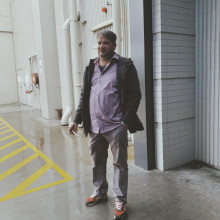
69,0,82,111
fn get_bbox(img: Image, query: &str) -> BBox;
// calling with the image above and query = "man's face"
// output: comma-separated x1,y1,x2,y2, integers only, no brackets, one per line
98,35,116,59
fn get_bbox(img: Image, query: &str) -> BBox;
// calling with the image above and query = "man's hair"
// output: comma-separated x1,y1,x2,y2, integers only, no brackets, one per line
97,30,117,43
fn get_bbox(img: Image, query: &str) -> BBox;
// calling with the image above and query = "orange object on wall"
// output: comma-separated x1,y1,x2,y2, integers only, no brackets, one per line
32,73,39,85
102,7,107,13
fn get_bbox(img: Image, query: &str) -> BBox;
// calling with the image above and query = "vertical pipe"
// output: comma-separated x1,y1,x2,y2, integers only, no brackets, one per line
215,0,220,167
112,0,122,55
69,0,82,111
202,0,207,162
195,0,199,160
198,0,203,161
208,0,213,164
61,19,74,125
206,0,211,163
210,0,215,165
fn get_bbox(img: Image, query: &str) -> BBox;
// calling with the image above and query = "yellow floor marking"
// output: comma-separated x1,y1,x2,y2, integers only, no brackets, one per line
0,126,7,130
0,153,38,181
0,138,22,151
0,133,16,142
0,163,51,202
0,117,73,202
0,129,11,136
0,145,29,163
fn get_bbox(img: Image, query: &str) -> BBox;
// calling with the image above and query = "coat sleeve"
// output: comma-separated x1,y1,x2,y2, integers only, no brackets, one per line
73,68,87,124
121,64,142,126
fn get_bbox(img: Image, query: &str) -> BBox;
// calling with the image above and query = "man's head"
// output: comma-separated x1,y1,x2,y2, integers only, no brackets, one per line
97,30,117,59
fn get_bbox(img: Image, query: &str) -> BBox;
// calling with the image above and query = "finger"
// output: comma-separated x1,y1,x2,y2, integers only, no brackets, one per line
71,127,78,134
69,126,75,134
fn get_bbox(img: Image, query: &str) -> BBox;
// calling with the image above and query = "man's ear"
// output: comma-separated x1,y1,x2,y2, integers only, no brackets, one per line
114,42,117,50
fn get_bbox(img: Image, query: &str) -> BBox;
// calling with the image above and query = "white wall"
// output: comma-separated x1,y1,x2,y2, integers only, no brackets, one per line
0,0,18,105
54,0,73,119
153,0,196,170
0,0,131,121
196,0,220,169
31,0,49,116
38,0,62,119
129,0,148,169
10,0,62,119
7,0,129,119
10,0,39,108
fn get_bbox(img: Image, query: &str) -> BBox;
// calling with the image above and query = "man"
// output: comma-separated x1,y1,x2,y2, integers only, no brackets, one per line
69,30,143,220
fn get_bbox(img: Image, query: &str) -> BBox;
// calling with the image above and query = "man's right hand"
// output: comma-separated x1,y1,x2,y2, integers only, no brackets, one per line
69,122,78,135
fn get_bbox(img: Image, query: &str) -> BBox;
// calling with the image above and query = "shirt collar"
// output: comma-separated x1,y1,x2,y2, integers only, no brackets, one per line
94,53,119,65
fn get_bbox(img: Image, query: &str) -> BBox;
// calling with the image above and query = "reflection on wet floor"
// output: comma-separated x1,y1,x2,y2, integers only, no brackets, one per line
0,104,220,220
36,137,44,150
0,115,73,204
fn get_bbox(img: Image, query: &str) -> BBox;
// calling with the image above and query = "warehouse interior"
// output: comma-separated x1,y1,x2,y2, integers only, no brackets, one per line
0,0,220,219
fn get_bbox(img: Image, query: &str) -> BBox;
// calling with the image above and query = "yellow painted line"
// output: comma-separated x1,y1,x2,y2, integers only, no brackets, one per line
0,145,29,163
0,163,51,202
0,117,73,202
0,153,38,181
0,129,11,136
0,117,73,181
0,126,7,130
0,179,69,203
0,138,22,151
22,179,69,194
27,145,74,181
0,133,16,142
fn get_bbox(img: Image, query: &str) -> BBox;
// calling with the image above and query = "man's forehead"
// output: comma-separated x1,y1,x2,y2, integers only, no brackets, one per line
98,35,111,41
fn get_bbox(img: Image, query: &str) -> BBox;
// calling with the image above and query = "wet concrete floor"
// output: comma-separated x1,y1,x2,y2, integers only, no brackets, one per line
0,104,220,220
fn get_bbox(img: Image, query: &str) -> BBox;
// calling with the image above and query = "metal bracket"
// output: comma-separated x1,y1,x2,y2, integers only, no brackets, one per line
77,12,80,21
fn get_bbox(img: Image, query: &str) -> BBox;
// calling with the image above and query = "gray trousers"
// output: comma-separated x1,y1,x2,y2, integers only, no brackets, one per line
88,125,128,203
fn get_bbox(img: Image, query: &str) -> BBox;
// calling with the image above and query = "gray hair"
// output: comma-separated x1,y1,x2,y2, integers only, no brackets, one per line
97,30,117,43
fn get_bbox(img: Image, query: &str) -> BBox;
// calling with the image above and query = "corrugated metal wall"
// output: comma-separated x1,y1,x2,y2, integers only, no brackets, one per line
196,0,220,168
120,0,130,57
78,0,112,67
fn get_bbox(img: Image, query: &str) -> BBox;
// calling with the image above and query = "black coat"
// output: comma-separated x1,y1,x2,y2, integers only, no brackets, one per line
73,55,144,136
